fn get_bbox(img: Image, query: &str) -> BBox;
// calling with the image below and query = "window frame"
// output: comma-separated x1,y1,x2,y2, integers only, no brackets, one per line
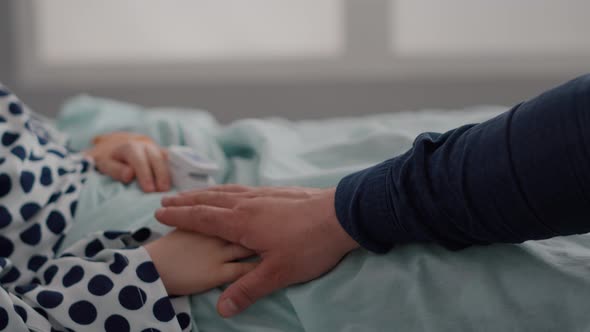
12,0,590,88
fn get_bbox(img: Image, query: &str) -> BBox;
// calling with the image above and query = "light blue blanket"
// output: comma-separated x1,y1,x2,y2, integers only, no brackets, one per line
58,96,590,332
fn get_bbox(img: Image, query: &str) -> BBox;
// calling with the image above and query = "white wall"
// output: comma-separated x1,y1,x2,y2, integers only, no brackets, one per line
1,0,586,122
393,0,590,56
35,0,343,65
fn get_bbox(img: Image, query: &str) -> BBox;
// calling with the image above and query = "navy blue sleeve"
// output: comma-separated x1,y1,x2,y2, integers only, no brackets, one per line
335,74,590,253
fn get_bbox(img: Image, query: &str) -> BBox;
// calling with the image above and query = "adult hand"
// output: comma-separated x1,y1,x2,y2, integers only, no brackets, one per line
84,132,171,192
155,185,360,317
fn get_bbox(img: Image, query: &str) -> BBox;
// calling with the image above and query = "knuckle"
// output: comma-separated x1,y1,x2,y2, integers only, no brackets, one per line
262,261,290,287
233,201,253,214
266,269,287,287
235,282,256,306
120,142,134,151
189,205,207,216
219,220,237,238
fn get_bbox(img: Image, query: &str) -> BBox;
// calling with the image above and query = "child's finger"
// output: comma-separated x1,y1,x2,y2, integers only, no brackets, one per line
146,145,171,192
223,243,256,261
220,262,259,284
115,145,155,192
95,159,134,183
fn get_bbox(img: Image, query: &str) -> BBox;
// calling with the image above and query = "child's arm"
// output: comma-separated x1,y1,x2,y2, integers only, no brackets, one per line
84,132,171,192
0,241,189,331
0,228,256,331
145,229,257,295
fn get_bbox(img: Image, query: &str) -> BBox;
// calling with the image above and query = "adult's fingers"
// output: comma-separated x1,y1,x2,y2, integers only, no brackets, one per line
220,262,259,285
155,206,242,242
146,145,171,192
95,159,134,183
223,243,256,261
179,184,251,196
161,191,240,208
114,145,155,192
217,260,285,317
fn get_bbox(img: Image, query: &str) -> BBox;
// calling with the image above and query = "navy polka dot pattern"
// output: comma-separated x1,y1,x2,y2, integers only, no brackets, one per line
105,314,130,332
84,239,104,257
19,223,41,245
153,297,176,322
0,235,14,257
8,102,23,115
28,150,44,161
64,184,76,194
104,230,129,240
15,283,37,294
0,267,20,283
10,146,26,161
46,191,62,205
46,211,66,235
62,265,84,287
0,83,191,331
109,253,128,274
177,313,191,330
13,305,27,323
0,174,11,198
136,261,159,283
0,307,8,330
68,300,97,325
19,171,35,193
20,202,41,221
37,290,64,308
27,255,47,272
132,228,152,242
43,265,59,284
118,285,147,310
40,166,53,186
87,275,114,296
69,201,78,218
0,206,12,228
2,132,19,146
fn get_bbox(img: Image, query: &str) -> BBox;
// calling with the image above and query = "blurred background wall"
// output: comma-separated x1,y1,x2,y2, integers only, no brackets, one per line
1,0,588,122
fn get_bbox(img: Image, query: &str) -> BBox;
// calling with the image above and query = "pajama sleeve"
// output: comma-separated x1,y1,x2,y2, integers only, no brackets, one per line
0,230,192,332
0,229,191,331
0,84,192,331
335,74,590,252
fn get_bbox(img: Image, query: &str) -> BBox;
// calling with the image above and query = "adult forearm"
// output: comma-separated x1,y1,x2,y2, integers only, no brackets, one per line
335,74,590,252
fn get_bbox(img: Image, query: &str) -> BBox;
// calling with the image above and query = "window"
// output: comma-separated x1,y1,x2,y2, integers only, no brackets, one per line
34,0,343,65
12,0,590,86
391,0,590,57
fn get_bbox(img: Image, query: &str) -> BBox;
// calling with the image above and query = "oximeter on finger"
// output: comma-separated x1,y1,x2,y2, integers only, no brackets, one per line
167,145,219,191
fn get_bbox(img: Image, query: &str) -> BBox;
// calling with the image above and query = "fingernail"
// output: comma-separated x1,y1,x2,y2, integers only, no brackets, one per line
155,208,165,219
145,183,155,192
122,169,133,180
219,298,239,317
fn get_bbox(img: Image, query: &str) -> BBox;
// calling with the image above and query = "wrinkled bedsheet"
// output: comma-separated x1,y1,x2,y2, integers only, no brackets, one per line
57,95,590,332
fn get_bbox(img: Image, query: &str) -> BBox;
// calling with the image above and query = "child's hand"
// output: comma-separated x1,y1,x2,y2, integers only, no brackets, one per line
84,132,171,192
144,230,258,296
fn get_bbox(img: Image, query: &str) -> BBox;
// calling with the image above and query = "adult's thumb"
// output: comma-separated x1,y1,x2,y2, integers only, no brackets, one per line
217,261,283,318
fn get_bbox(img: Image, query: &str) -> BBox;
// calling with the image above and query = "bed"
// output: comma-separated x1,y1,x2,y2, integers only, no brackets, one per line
57,95,590,332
